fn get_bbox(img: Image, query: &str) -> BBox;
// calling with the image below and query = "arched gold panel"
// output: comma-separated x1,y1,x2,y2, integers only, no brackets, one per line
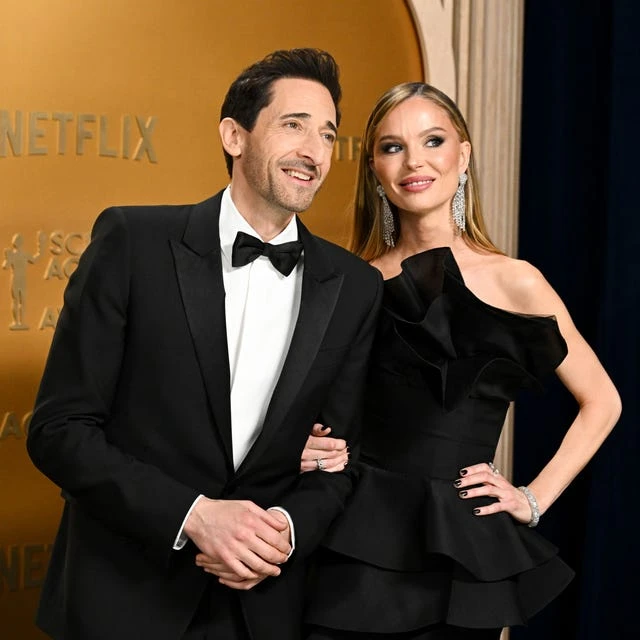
0,0,422,636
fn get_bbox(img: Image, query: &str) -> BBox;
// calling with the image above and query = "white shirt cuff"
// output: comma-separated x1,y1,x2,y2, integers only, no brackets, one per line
268,506,296,558
173,494,204,550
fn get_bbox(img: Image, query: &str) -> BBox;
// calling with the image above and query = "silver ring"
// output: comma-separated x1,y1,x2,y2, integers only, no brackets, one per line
489,462,500,475
316,458,325,471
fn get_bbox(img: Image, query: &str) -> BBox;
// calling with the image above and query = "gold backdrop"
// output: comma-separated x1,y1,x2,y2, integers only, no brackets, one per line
0,0,421,636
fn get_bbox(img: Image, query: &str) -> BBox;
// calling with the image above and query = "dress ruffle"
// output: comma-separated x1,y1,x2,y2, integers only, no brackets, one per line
308,463,574,631
381,247,568,409
322,464,562,581
307,552,573,631
305,248,573,632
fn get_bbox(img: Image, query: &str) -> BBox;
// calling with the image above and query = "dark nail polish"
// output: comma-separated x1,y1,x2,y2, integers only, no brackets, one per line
459,468,468,476
459,491,468,498
473,508,481,515
453,479,462,487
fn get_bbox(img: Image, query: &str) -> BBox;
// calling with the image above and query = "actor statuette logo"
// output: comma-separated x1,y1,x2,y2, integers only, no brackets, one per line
3,230,89,331
2,232,46,330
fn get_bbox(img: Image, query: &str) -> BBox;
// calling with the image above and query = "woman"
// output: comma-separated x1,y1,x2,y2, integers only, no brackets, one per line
301,82,621,639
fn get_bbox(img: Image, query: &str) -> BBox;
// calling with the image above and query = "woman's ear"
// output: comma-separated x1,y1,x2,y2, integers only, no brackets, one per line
219,117,244,159
459,140,471,174
369,157,380,184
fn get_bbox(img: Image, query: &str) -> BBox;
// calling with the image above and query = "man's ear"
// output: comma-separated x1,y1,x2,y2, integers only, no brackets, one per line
219,117,244,160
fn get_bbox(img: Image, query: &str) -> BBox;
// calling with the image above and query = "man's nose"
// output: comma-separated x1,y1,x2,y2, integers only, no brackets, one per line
297,131,326,165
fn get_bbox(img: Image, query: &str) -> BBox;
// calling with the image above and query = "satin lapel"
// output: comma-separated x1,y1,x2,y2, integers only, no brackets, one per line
235,221,343,476
170,192,233,470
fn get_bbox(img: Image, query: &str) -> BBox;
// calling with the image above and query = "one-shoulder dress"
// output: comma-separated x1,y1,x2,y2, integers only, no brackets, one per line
305,248,574,638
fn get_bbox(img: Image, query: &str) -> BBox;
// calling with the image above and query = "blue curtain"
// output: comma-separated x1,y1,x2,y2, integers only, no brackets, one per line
513,1,639,638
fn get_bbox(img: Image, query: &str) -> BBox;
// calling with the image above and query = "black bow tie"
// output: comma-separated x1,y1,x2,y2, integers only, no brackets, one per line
231,231,303,276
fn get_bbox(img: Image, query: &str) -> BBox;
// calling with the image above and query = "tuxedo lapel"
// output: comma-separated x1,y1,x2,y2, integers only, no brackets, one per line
236,221,343,476
171,192,234,470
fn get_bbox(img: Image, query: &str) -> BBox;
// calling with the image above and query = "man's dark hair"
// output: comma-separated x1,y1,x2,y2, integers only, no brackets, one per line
220,48,342,176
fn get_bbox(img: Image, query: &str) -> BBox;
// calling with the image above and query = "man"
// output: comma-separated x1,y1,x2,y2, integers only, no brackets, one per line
27,49,382,640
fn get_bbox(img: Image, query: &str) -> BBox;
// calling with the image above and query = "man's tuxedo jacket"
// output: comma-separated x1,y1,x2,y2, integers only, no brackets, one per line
27,190,382,640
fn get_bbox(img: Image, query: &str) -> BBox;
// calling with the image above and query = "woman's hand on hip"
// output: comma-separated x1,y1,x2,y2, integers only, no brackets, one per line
455,462,533,524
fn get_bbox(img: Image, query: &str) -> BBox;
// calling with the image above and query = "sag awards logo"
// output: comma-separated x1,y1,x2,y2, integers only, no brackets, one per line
2,230,89,331
1,231,87,443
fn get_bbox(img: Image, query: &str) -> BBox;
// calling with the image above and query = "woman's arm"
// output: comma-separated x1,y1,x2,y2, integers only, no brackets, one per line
457,262,621,522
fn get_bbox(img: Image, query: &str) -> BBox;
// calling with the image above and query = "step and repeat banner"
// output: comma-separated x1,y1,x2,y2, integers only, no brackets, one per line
0,0,421,636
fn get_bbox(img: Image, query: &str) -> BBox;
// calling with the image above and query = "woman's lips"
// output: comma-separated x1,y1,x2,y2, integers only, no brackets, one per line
399,176,435,192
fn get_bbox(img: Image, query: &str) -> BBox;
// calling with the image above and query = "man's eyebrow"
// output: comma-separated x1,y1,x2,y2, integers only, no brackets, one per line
281,112,311,121
325,121,338,134
280,113,337,134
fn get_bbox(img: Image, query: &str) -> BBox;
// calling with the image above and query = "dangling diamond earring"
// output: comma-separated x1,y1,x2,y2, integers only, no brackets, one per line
452,173,468,233
377,184,395,247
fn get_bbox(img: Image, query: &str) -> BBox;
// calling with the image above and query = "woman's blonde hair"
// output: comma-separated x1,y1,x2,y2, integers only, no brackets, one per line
349,82,502,261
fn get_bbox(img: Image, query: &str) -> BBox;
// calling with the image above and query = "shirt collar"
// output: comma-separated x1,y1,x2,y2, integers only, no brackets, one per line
219,186,299,262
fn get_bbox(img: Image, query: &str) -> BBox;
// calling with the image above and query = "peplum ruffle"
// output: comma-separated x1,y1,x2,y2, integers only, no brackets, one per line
305,248,573,632
309,463,574,631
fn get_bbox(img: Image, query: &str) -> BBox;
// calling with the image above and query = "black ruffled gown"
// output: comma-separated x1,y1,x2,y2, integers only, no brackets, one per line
305,248,574,638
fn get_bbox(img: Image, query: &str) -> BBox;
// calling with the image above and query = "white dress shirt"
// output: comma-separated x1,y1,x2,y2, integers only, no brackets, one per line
173,187,301,551
220,187,303,468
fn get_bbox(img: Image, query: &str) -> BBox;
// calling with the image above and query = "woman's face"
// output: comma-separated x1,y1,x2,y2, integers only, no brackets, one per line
370,96,470,218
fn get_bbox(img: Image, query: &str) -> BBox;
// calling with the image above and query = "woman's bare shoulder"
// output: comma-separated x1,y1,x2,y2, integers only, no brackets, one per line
492,256,562,315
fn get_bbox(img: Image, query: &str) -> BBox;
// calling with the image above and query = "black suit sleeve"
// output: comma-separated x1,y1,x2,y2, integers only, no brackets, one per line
277,268,383,558
27,208,199,567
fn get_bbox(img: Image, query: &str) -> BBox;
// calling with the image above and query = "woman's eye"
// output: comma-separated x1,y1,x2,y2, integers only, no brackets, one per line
381,143,402,154
426,136,444,147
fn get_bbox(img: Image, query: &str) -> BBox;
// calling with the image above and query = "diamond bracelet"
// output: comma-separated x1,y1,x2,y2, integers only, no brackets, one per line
517,485,540,528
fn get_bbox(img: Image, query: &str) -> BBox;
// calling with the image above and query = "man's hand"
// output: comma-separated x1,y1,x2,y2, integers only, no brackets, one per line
267,509,291,551
186,498,290,588
196,509,293,590
195,555,267,590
